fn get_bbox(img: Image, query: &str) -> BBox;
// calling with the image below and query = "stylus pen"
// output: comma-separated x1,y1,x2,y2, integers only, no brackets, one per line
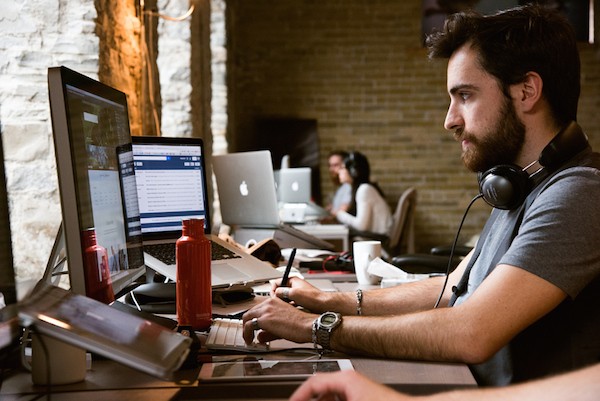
280,248,297,287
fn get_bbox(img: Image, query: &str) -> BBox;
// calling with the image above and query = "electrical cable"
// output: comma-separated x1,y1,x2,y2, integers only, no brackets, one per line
139,1,196,137
145,4,195,22
433,193,483,309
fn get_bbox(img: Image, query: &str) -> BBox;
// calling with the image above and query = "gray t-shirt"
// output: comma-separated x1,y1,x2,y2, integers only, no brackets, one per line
331,183,352,212
451,150,600,386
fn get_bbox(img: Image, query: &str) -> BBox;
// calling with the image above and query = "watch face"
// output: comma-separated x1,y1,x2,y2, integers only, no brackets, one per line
322,315,336,325
320,312,340,328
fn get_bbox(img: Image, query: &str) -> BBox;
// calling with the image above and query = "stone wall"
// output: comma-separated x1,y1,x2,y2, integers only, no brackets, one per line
0,0,100,282
0,0,209,282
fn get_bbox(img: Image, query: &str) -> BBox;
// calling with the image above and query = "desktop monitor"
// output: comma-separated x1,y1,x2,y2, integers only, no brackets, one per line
0,138,15,307
0,131,20,357
48,66,145,303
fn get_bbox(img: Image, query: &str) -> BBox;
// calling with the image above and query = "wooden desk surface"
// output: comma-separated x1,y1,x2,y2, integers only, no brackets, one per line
1,350,476,400
2,281,476,399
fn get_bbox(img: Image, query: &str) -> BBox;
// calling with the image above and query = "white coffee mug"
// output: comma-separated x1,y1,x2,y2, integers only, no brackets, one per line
22,331,87,385
353,240,382,285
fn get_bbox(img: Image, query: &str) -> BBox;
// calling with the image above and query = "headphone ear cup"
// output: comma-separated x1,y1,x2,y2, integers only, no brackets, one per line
478,165,532,210
349,165,357,179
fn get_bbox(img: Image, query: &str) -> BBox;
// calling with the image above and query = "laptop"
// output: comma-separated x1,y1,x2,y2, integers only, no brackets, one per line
131,136,282,287
277,167,312,204
276,167,331,223
212,151,334,250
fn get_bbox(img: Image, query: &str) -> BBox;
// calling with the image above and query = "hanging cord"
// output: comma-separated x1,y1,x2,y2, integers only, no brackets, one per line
145,3,195,21
139,2,195,136
433,194,483,308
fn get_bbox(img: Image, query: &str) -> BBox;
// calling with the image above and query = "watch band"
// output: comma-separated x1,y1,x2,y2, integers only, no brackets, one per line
312,319,319,350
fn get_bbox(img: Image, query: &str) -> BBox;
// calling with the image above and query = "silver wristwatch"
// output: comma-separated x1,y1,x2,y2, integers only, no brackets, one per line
313,311,342,351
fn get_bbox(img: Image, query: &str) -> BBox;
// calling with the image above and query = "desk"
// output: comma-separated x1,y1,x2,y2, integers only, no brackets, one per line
2,279,476,399
292,224,349,252
1,351,476,400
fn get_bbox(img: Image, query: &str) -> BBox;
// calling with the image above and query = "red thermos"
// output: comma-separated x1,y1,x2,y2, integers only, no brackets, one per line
176,218,212,330
81,228,115,304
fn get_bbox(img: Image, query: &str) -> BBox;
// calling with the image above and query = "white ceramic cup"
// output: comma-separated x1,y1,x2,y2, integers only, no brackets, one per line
24,332,87,385
353,240,382,285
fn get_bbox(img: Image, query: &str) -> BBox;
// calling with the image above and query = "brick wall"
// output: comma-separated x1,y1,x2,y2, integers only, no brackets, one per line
226,0,600,252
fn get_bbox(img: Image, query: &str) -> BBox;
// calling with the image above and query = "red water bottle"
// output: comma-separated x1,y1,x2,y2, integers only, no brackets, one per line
176,218,212,330
81,228,114,304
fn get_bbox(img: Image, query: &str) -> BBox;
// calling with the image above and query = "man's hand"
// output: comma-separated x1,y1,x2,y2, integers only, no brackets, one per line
241,296,316,345
270,276,326,308
290,371,411,401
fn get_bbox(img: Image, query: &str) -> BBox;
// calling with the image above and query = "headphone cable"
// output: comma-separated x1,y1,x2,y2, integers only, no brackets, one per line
433,193,483,308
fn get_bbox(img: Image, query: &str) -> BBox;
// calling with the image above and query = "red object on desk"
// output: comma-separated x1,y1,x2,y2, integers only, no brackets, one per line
81,228,114,304
176,218,212,331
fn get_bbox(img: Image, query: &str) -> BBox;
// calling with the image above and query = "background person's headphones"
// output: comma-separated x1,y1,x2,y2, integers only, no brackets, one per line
345,151,369,181
478,121,589,210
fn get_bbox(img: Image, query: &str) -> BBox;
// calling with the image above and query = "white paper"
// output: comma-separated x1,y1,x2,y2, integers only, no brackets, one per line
366,257,430,284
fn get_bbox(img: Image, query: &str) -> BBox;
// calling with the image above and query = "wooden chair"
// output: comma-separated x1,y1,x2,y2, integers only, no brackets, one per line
349,187,417,260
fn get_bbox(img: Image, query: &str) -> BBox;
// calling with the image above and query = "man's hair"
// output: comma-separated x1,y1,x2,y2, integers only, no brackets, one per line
426,4,580,126
329,150,349,159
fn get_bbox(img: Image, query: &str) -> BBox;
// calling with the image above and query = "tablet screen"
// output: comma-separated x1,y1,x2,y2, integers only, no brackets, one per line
199,359,353,382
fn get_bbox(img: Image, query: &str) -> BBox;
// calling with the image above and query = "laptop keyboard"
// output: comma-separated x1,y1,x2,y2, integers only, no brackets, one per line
206,318,269,352
144,241,242,265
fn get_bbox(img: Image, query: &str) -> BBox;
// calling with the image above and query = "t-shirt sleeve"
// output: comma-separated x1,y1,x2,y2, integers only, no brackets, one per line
499,167,600,298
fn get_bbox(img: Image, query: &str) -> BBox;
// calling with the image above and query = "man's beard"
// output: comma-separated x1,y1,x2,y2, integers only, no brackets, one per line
456,98,526,172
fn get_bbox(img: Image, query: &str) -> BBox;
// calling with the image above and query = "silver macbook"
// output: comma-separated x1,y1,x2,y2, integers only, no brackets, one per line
212,151,334,250
131,137,282,287
277,167,312,204
214,150,281,227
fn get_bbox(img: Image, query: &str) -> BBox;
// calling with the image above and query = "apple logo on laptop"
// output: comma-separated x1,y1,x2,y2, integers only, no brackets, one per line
291,181,299,192
239,180,249,196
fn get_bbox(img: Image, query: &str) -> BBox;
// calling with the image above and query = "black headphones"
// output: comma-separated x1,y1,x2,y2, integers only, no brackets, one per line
346,151,369,181
478,121,589,210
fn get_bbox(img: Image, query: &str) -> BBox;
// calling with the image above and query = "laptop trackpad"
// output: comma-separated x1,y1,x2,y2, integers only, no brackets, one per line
212,263,252,281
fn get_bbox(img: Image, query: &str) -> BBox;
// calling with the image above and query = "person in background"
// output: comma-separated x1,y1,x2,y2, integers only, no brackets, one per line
334,151,392,236
290,362,600,401
243,4,600,387
326,150,352,214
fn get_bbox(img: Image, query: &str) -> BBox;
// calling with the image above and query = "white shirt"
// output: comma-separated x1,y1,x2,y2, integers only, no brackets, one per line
335,183,392,235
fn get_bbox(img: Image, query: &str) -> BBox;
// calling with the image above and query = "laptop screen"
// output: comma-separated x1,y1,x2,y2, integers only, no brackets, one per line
131,136,211,239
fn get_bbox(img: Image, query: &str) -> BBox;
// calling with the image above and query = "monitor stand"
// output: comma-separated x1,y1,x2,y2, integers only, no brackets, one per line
22,224,87,385
42,223,69,288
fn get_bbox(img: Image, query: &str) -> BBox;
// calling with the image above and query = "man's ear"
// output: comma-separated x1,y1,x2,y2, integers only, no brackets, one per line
513,71,543,113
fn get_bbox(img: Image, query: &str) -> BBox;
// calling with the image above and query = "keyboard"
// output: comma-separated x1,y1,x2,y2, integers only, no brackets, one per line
144,241,242,266
206,318,269,352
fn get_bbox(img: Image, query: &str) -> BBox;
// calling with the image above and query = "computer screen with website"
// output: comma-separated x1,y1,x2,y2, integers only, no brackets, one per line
131,136,209,238
48,66,145,303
